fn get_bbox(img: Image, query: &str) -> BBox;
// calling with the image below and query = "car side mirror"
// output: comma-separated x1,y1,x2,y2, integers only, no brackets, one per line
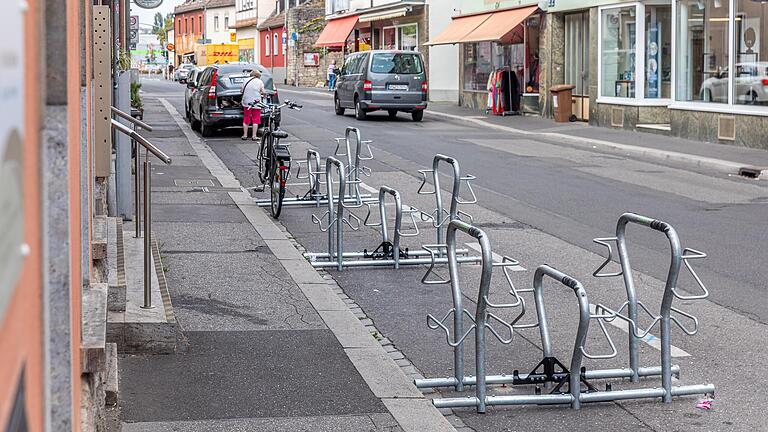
187,81,196,88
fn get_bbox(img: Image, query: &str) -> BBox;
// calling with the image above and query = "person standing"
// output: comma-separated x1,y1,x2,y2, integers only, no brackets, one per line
240,69,266,140
327,59,337,92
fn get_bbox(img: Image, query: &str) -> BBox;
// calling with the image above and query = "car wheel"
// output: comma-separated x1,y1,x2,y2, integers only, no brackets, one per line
200,119,214,137
387,110,397,119
335,96,345,115
411,110,424,122
185,106,191,122
355,97,367,120
191,115,201,132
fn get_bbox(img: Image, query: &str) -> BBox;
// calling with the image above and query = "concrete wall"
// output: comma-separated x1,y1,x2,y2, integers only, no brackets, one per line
426,0,459,102
286,0,331,87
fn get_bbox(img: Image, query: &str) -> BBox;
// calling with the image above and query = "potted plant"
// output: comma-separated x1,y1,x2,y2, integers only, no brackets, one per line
130,82,144,120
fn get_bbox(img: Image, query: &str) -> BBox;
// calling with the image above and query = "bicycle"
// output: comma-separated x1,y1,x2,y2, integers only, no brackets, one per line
250,98,302,218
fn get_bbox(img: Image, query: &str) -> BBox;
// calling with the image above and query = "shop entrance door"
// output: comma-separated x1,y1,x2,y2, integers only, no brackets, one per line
565,12,590,121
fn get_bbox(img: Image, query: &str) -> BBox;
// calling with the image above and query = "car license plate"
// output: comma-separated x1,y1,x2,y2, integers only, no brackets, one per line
388,84,408,91
231,77,245,84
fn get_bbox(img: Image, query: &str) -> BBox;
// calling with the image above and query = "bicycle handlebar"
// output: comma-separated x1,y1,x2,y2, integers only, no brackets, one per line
246,99,302,111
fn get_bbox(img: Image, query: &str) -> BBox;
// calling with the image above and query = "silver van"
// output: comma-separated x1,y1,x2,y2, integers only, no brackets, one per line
334,50,428,122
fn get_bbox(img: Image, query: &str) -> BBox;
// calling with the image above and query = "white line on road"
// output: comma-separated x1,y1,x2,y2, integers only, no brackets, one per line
464,242,526,272
588,304,691,358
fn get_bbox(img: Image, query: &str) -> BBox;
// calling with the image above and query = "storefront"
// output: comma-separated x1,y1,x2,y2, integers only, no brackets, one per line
547,0,768,148
428,3,543,114
317,2,427,62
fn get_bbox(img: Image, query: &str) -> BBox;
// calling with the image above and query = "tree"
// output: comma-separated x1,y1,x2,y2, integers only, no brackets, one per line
153,13,174,49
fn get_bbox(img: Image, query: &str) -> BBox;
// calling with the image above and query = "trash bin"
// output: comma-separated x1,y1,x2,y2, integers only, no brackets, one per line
550,84,576,123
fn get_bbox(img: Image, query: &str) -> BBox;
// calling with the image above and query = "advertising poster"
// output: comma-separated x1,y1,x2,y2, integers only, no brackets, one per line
0,0,26,321
647,25,660,98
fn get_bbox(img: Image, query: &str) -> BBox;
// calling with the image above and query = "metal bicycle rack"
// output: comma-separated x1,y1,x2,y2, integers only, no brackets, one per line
303,152,486,271
304,166,480,270
420,218,714,413
255,126,375,208
417,154,478,250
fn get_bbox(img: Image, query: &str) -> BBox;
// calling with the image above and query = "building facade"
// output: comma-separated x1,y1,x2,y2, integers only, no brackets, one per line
174,0,237,66
426,0,460,102
258,12,287,81
174,2,206,64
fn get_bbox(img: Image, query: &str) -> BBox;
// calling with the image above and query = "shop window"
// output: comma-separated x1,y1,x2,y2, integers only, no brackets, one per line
398,24,418,51
734,0,768,105
382,27,396,50
601,6,637,98
645,5,671,98
675,0,729,103
463,42,494,91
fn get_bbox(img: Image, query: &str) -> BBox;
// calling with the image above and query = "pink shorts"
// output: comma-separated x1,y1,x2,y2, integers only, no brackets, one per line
243,106,261,125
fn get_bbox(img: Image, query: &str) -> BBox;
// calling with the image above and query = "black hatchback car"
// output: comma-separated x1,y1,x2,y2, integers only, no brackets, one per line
188,63,279,137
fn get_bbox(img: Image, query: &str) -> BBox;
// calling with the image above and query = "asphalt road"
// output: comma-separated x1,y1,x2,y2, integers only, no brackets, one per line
139,77,768,324
141,77,768,430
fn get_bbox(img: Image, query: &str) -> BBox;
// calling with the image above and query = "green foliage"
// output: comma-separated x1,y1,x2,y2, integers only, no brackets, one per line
117,50,132,71
130,82,143,109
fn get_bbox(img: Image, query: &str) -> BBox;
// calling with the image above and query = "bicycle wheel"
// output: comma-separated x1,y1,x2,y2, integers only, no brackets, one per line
270,157,286,219
258,133,273,184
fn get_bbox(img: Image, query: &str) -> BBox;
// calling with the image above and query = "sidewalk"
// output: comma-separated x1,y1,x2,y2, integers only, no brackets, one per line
284,86,768,177
113,97,454,431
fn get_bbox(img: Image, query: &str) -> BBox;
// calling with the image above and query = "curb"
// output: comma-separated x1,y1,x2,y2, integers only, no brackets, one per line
159,98,456,432
279,87,762,178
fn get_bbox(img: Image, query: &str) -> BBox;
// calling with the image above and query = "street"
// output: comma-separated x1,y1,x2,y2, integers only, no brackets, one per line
139,77,767,431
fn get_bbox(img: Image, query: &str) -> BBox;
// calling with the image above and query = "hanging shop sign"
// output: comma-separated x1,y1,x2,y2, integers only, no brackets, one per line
134,0,163,9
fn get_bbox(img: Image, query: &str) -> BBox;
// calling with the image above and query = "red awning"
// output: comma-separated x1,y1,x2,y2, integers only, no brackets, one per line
461,6,537,44
315,15,359,47
427,5,537,45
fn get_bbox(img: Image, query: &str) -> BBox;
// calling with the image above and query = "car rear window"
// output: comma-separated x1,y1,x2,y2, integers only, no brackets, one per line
370,53,422,74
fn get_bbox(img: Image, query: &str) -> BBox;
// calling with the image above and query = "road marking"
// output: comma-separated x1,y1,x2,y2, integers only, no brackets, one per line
588,304,691,358
359,182,379,194
464,242,526,272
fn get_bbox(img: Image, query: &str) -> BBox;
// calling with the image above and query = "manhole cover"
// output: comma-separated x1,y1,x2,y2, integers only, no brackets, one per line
174,179,215,187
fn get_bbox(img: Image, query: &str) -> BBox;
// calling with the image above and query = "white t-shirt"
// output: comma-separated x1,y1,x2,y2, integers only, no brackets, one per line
241,77,266,106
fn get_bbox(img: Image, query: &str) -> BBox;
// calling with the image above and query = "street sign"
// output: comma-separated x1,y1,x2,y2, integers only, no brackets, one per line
130,29,139,45
167,43,175,51
133,0,163,9
197,38,212,44
230,32,236,43
130,15,139,30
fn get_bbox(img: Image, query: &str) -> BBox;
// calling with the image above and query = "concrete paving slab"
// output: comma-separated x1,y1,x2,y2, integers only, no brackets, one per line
297,283,349,311
344,347,423,399
264,239,304,261
153,222,266,253
121,414,400,432
152,191,235,206
317,310,380,349
120,331,388,422
152,203,247,223
161,252,323,331
382,399,455,432
279,258,327,285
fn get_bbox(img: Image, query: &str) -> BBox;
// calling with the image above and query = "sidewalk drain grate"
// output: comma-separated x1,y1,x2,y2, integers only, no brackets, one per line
174,179,215,187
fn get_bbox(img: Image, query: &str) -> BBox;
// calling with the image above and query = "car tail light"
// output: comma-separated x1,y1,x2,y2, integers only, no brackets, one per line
363,80,372,91
762,79,768,86
208,70,217,100
273,87,279,101
421,81,428,92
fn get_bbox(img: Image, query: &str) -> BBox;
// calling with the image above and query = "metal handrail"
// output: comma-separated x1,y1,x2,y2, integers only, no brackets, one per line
111,106,154,131
111,120,171,164
110,116,171,310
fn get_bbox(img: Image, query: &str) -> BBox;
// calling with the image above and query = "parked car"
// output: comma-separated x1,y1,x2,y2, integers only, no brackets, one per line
188,63,279,137
184,67,202,122
334,50,428,122
700,62,768,104
175,63,196,83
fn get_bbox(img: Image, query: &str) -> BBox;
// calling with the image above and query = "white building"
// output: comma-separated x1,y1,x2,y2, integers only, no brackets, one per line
426,0,459,102
233,0,276,63
205,0,237,44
